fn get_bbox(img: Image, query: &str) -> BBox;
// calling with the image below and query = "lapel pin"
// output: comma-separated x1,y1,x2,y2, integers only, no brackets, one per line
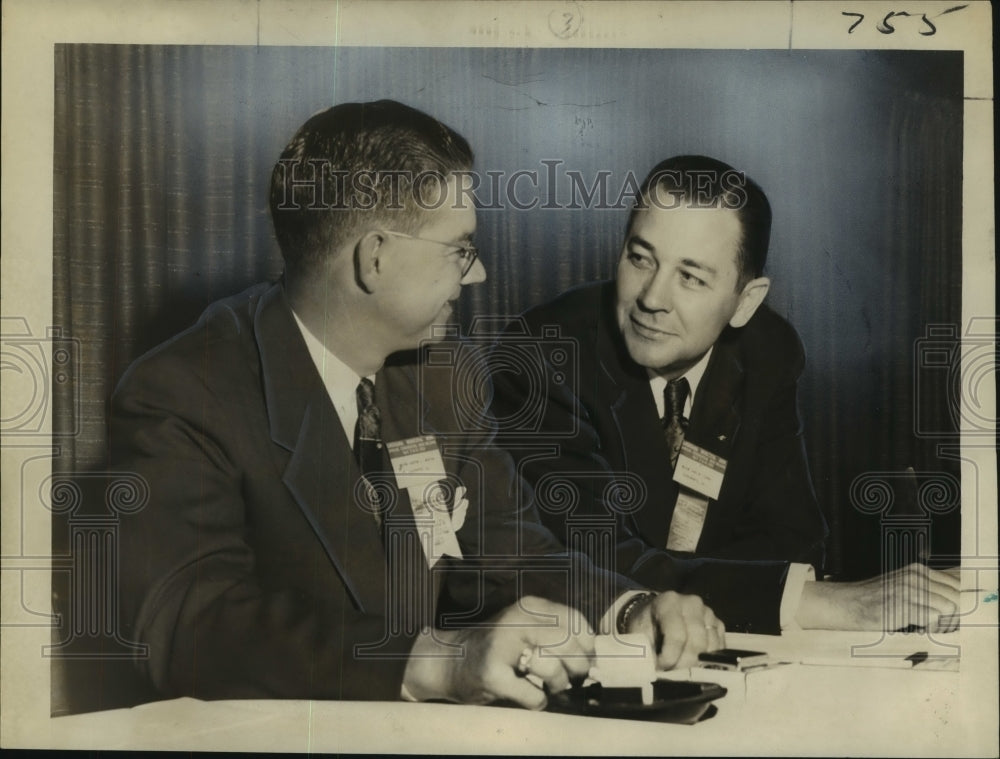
718,434,727,442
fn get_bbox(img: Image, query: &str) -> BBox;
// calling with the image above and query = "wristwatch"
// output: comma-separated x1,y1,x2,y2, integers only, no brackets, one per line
616,591,658,634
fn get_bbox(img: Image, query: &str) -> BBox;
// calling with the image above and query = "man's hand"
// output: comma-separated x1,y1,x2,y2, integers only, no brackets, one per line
402,596,595,710
624,591,726,670
797,563,961,632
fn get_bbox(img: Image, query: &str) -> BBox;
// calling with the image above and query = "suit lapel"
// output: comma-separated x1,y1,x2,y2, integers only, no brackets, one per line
593,288,678,547
378,357,431,446
686,330,744,460
608,381,679,547
594,285,745,549
681,332,744,552
254,284,388,614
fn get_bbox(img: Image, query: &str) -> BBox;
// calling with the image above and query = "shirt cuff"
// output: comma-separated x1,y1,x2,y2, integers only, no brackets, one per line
400,683,418,702
600,590,651,636
779,562,816,631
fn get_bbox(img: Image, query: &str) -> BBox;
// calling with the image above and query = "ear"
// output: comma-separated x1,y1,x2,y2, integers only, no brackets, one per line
354,231,386,293
729,276,770,328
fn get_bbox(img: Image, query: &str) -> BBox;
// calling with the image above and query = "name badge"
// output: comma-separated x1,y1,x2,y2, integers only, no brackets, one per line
665,489,710,553
386,435,466,566
673,441,727,501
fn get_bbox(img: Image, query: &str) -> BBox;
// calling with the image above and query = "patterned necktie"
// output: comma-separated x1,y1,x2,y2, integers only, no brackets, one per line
354,378,384,528
662,377,690,470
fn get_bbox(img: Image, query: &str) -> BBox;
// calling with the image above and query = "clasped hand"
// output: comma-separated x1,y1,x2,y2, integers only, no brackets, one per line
403,591,724,709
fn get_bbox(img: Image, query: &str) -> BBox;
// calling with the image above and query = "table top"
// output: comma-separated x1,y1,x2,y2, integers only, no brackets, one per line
34,592,1000,756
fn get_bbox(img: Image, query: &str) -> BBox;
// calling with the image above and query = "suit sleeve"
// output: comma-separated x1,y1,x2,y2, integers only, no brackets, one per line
112,352,414,701
488,319,787,634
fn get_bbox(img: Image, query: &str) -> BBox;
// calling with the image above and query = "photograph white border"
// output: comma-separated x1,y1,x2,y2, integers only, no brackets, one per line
1,0,995,753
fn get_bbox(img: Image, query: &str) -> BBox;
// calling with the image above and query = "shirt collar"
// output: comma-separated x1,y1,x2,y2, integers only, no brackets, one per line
649,347,713,419
291,309,374,445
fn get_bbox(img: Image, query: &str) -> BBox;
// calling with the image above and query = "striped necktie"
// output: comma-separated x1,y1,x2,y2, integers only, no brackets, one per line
354,378,384,528
662,377,690,469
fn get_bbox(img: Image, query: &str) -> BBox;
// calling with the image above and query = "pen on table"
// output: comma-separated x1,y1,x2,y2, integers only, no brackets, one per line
799,650,957,669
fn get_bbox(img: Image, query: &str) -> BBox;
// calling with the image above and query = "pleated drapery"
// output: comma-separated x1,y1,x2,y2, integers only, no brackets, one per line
53,46,284,473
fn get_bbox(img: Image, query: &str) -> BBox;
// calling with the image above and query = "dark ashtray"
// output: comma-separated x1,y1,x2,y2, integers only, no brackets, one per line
546,679,727,724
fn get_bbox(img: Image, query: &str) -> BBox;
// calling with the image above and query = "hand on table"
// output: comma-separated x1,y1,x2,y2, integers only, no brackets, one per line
798,563,961,632
402,596,595,709
623,591,726,670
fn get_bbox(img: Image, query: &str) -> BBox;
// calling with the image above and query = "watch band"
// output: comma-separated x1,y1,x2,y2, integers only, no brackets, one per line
617,591,657,634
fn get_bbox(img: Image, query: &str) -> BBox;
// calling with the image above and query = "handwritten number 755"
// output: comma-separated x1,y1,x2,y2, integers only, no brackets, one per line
842,5,968,36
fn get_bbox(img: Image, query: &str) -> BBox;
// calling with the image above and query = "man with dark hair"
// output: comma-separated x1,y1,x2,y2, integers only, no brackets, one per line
490,155,960,634
612,154,824,564
113,103,727,709
633,155,772,292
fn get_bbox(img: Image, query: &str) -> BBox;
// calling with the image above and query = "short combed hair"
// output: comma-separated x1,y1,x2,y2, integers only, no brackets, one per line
630,155,772,289
269,100,474,276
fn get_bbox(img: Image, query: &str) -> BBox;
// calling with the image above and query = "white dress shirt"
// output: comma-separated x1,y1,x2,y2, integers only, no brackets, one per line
291,310,375,447
648,347,713,420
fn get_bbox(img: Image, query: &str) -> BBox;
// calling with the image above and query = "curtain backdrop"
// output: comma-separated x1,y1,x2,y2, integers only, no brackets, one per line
53,44,963,581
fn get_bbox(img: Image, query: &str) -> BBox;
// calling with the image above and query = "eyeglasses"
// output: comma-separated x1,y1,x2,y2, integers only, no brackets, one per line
382,230,479,278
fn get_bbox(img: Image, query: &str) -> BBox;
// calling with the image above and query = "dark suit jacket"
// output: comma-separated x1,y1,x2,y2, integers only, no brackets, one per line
113,281,631,701
490,281,829,632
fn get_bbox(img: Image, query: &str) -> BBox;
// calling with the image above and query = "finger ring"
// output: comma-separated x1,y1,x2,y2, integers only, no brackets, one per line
516,647,534,675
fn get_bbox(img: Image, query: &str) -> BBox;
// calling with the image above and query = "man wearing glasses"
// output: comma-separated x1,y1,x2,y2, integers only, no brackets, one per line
113,100,727,708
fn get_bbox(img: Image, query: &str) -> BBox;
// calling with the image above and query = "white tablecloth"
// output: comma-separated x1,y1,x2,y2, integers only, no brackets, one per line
36,592,999,755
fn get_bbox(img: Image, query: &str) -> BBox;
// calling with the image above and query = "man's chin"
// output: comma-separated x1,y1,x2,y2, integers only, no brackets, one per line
438,302,457,324
419,313,457,344
622,329,675,371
